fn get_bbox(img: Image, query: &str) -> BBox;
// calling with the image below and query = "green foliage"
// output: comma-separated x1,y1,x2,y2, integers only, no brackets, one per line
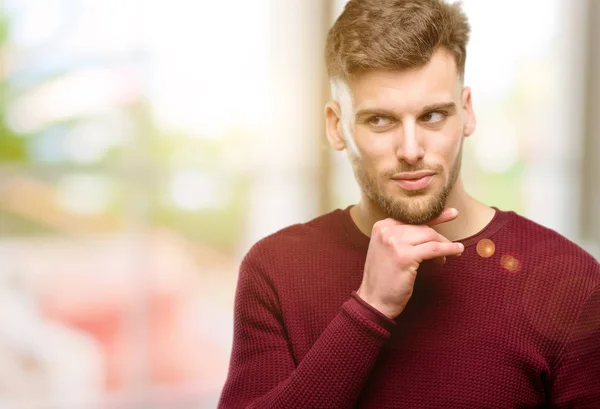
0,10,27,163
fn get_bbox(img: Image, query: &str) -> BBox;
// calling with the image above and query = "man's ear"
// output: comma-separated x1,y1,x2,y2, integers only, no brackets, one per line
462,87,476,137
325,101,346,151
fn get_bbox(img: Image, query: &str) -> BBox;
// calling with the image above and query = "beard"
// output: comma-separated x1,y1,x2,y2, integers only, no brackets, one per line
351,143,463,225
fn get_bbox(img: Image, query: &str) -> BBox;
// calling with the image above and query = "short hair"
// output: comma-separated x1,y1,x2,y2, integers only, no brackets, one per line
325,0,471,82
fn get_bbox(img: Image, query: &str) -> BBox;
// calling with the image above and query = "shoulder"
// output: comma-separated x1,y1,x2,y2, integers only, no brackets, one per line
503,211,600,285
256,208,344,251
241,209,346,275
506,212,596,260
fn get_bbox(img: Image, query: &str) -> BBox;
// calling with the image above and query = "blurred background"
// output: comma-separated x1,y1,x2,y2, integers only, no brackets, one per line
0,0,598,408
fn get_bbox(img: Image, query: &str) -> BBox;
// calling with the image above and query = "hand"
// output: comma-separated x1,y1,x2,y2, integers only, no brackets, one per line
356,208,464,319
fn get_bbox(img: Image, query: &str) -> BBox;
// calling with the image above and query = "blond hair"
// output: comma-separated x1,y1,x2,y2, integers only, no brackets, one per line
325,0,471,82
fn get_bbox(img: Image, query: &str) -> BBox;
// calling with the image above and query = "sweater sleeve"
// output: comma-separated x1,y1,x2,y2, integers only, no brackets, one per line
218,256,396,409
550,284,600,408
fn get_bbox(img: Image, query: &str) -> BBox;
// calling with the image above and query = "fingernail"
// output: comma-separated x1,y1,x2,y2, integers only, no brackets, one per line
457,243,464,251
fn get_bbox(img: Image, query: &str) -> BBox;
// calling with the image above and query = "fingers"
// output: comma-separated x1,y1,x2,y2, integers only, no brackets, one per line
385,224,451,246
371,209,463,263
371,218,401,236
413,241,464,262
426,208,459,227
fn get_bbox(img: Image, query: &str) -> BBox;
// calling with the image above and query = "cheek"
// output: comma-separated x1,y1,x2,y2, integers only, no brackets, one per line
433,126,463,159
354,128,395,165
349,149,386,185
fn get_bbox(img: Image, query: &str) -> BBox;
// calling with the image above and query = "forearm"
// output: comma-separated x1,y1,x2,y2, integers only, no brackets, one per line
220,294,395,409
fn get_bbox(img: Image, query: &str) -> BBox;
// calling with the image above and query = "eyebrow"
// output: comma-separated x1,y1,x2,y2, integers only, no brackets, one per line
355,102,457,121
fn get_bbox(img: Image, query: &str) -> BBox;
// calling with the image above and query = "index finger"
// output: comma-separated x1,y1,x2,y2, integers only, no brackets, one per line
426,208,459,227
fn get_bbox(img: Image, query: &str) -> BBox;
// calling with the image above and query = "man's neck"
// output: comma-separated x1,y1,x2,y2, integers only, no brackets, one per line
350,178,496,242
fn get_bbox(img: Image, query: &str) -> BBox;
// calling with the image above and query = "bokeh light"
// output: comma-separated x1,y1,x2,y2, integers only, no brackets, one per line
500,254,521,273
476,239,496,258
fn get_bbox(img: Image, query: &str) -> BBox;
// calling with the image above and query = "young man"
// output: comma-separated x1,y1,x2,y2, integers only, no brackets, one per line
219,0,600,407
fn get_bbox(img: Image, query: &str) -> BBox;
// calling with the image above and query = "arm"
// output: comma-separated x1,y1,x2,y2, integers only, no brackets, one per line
550,284,600,408
217,256,396,409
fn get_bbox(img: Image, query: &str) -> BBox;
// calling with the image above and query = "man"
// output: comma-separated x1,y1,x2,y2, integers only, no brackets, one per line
219,0,600,407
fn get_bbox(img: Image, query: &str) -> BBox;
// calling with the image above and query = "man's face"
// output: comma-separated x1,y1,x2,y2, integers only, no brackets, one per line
327,48,475,225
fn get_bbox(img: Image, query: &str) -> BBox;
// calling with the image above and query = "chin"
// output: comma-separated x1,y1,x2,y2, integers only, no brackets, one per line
380,192,447,225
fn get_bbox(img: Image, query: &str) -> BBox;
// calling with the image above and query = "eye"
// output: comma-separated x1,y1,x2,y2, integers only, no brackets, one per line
421,112,446,124
368,116,393,127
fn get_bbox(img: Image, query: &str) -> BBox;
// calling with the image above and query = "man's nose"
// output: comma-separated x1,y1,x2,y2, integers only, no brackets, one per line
395,121,425,165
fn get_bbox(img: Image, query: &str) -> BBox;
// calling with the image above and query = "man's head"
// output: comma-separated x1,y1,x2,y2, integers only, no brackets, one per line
324,0,475,225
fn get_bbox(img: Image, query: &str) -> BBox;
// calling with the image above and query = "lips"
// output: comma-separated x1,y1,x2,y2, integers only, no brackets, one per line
393,171,435,180
392,172,435,191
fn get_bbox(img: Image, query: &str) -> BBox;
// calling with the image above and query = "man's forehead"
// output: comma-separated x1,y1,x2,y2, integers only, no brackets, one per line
346,49,461,110
351,76,459,112
354,94,456,112
353,89,458,115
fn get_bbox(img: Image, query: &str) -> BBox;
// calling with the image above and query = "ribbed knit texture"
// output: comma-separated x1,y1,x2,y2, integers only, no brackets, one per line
219,207,600,408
